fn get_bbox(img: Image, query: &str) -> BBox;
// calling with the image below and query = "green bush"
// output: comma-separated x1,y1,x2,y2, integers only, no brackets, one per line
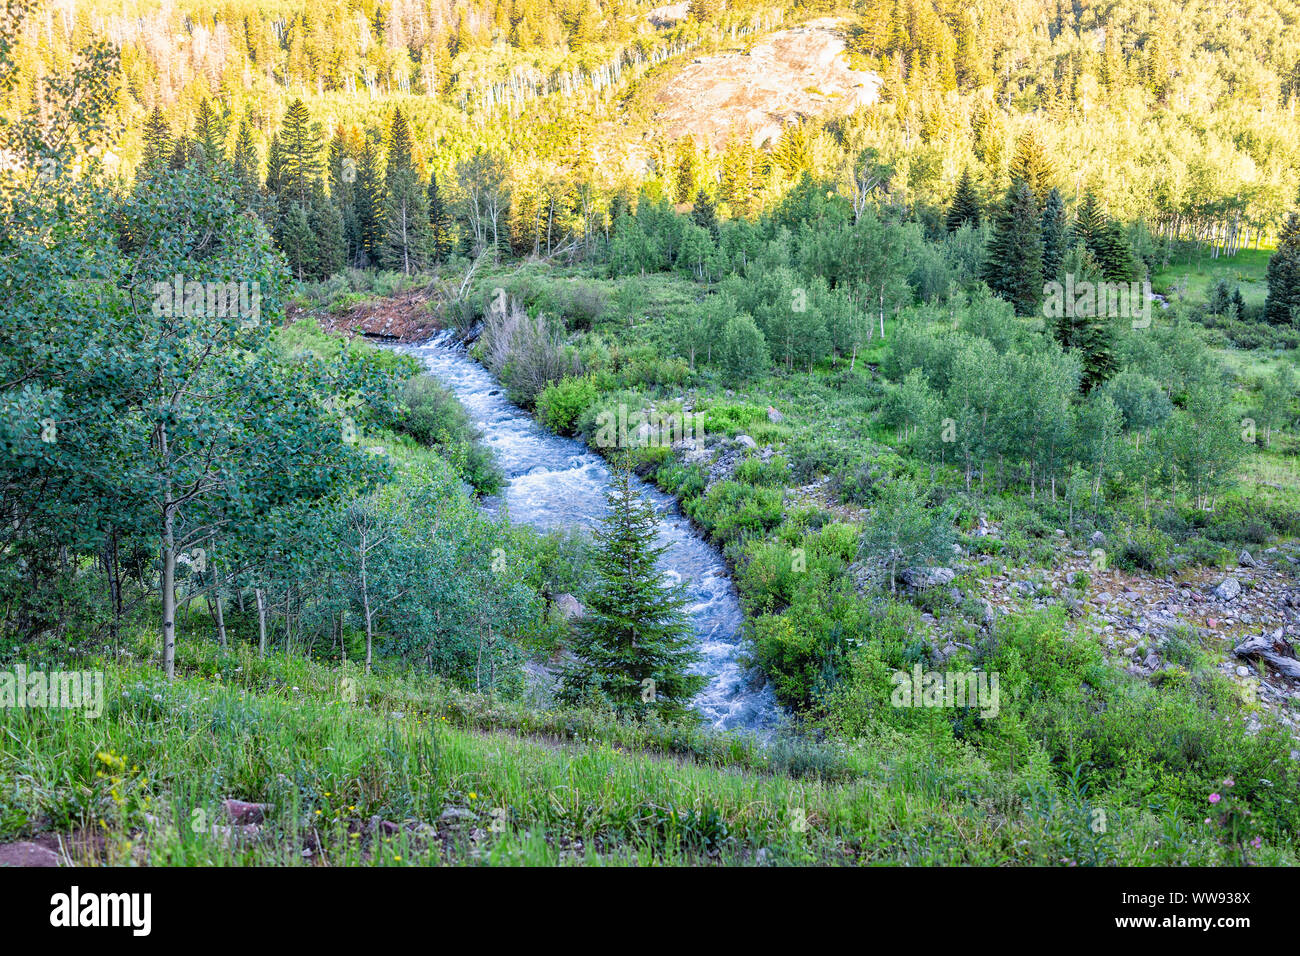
685,480,784,544
536,375,599,435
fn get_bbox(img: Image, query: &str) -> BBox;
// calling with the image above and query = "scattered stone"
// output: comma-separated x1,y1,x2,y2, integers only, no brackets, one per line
1239,550,1257,568
901,567,956,590
1089,531,1106,548
735,434,757,449
438,807,479,824
1212,576,1242,602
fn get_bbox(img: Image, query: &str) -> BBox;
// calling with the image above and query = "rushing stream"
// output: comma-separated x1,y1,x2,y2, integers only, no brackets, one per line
405,331,781,732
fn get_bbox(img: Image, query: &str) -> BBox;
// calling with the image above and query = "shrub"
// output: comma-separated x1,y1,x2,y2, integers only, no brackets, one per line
535,375,599,435
685,481,784,544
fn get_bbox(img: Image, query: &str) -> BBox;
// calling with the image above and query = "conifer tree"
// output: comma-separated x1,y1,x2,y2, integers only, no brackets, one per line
1265,212,1300,325
308,186,346,279
232,117,260,203
193,98,225,168
383,167,429,274
1009,130,1056,209
1048,243,1117,391
1040,187,1067,281
983,181,1044,316
353,139,385,267
384,106,415,194
427,170,454,264
140,107,172,177
559,459,705,720
691,188,718,238
945,166,981,232
279,98,323,204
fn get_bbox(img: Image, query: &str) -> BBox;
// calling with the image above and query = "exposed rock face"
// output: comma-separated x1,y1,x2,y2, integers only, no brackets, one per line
652,19,881,151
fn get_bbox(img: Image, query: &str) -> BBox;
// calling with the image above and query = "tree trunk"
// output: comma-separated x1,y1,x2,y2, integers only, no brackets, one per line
162,510,177,680
255,588,267,657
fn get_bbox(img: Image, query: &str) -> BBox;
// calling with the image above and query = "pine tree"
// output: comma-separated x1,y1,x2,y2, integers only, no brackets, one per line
1265,212,1300,325
384,106,415,194
140,107,172,177
1040,187,1067,281
193,98,225,168
328,132,360,265
427,170,454,264
559,459,705,719
382,167,429,275
691,188,718,238
308,186,346,279
353,138,384,267
983,181,1044,316
279,98,323,205
1009,130,1055,209
168,134,192,170
232,117,260,203
1048,243,1116,391
945,166,981,232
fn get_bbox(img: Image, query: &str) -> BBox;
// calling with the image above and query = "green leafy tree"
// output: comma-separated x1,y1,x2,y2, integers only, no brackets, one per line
858,479,956,592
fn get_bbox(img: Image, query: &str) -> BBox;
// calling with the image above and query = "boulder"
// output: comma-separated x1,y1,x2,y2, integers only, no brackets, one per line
1234,629,1300,681
1239,550,1256,568
735,434,757,449
901,567,956,590
1213,576,1242,602
766,406,784,424
0,841,59,867
1089,530,1106,548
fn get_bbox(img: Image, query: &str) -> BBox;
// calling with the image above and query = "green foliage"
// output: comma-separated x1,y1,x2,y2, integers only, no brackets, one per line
535,375,599,435
559,461,705,720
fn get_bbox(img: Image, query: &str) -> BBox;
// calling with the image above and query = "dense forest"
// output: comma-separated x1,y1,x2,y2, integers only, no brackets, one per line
3,0,1300,873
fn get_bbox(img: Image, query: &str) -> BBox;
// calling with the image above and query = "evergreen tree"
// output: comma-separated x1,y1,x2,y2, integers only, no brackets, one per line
1040,187,1067,282
193,98,225,168
1264,213,1300,325
382,167,430,274
168,134,192,170
384,106,415,194
427,170,454,264
691,188,718,238
140,107,172,177
328,132,360,265
232,117,260,203
983,181,1044,316
559,459,705,719
1009,130,1055,209
353,138,385,267
279,98,323,204
945,166,981,232
1048,243,1117,391
309,185,346,279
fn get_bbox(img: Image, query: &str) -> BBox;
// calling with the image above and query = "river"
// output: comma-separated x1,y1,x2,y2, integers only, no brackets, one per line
405,331,780,732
